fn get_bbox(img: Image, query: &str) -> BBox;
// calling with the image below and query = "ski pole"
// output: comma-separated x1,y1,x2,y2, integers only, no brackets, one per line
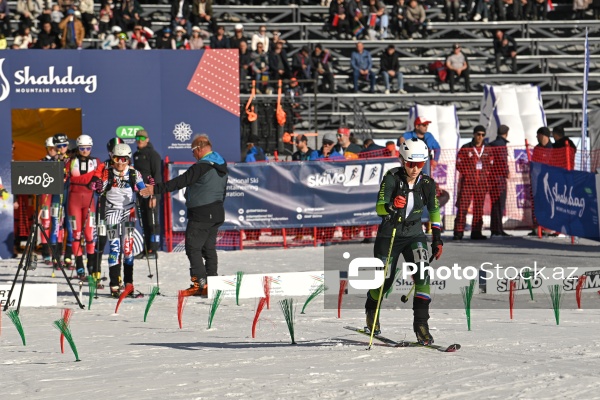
401,284,415,303
368,211,402,350
135,197,154,279
148,195,160,293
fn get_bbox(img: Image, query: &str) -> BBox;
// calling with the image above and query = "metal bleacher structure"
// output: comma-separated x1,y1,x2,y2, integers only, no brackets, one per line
5,2,599,139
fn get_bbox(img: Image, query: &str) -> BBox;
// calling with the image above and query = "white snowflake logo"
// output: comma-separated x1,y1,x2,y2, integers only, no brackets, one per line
173,122,193,142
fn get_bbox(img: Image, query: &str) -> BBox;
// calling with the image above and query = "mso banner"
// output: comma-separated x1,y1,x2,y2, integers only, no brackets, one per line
530,161,600,240
168,159,401,231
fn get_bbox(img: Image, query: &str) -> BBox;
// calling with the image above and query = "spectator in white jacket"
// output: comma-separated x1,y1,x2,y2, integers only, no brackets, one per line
251,25,269,52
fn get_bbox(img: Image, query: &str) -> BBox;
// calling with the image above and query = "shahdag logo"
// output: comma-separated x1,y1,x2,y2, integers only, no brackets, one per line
0,59,9,102
0,58,97,101
173,122,193,142
543,172,585,219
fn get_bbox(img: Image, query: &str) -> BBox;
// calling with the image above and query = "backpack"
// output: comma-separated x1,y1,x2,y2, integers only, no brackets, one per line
428,60,447,83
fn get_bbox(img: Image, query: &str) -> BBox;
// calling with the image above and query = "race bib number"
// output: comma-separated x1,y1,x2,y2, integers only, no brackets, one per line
476,161,483,170
412,243,428,264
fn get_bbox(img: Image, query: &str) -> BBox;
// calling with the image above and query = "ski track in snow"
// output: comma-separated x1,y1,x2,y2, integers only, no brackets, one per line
1,235,600,400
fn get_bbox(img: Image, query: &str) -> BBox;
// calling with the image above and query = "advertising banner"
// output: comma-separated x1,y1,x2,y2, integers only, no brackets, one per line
0,51,240,258
169,159,400,231
530,161,600,240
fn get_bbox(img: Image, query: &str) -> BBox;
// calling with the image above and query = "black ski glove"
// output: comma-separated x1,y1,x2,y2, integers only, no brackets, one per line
430,227,443,262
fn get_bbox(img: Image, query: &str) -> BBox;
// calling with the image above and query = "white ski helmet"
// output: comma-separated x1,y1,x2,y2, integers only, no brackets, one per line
45,137,55,148
76,134,94,147
400,138,429,162
113,143,132,158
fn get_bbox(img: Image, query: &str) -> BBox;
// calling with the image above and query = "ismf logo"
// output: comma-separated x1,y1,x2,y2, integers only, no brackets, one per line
514,149,529,173
516,184,530,209
0,59,9,102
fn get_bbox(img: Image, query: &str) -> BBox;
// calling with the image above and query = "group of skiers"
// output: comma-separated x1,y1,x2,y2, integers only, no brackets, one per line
39,134,151,298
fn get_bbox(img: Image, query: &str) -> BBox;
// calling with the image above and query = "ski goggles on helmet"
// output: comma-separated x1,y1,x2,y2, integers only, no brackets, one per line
112,156,129,164
405,161,426,169
79,146,92,152
56,143,68,149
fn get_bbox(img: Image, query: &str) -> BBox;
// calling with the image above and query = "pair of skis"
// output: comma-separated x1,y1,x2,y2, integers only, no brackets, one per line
344,326,461,352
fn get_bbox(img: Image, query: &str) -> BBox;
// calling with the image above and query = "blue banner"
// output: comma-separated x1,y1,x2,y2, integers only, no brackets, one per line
169,159,401,231
0,51,239,258
531,162,600,240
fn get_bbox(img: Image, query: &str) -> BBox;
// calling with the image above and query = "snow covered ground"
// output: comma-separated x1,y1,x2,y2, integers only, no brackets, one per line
2,232,600,400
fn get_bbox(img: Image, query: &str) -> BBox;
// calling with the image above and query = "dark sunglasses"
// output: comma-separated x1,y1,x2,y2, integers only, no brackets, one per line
135,136,147,141
79,146,91,152
405,161,426,169
56,143,68,148
475,133,486,137
112,156,129,163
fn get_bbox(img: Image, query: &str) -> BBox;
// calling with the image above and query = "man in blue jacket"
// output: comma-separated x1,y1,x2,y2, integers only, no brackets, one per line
351,42,376,93
140,134,228,297
397,117,441,174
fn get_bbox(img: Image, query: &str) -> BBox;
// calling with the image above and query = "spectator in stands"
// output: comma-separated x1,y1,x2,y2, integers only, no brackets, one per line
386,140,399,157
98,4,114,35
317,133,343,160
445,0,460,21
269,41,291,83
454,125,493,240
0,0,11,37
191,0,213,32
50,3,63,26
351,41,376,93
493,29,517,73
292,135,318,161
251,42,270,93
174,25,189,49
17,0,43,29
59,9,84,49
271,30,287,50
361,138,387,157
155,27,173,49
573,0,590,19
251,25,269,52
36,20,59,48
286,77,303,109
239,40,252,92
328,0,352,40
79,0,95,37
473,0,492,21
446,43,471,93
311,44,335,94
209,25,229,48
291,46,312,88
171,0,191,35
244,135,266,162
552,126,577,169
335,127,363,157
189,25,209,49
398,116,440,174
380,44,406,95
229,23,247,50
12,25,34,48
488,124,511,237
391,0,407,39
348,0,366,39
120,0,143,31
130,24,152,49
116,31,129,49
366,0,389,39
102,25,122,49
58,0,74,13
405,0,428,38
527,0,547,20
0,33,6,49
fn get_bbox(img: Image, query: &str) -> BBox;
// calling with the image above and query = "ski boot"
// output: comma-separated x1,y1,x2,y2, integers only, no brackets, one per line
414,323,434,345
110,286,121,298
365,309,381,335
181,276,207,297
64,245,74,270
75,255,86,280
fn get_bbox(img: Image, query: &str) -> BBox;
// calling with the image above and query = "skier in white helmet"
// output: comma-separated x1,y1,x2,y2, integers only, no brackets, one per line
365,137,443,345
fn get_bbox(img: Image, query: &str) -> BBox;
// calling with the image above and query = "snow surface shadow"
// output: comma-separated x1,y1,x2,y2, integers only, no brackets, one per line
129,339,359,351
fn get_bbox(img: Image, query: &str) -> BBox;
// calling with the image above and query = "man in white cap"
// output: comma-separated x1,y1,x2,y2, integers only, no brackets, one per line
230,23,248,49
397,116,440,174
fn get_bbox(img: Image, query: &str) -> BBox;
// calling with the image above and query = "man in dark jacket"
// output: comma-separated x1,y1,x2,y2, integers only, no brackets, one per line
171,0,191,35
380,44,405,94
487,124,510,237
493,30,517,73
269,41,291,83
311,44,335,94
133,130,163,259
140,134,227,297
552,126,577,170
334,126,363,156
292,134,318,161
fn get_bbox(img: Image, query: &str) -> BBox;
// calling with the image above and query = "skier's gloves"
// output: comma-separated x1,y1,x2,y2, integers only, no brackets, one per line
88,177,102,193
147,176,155,185
430,227,443,262
393,195,407,209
